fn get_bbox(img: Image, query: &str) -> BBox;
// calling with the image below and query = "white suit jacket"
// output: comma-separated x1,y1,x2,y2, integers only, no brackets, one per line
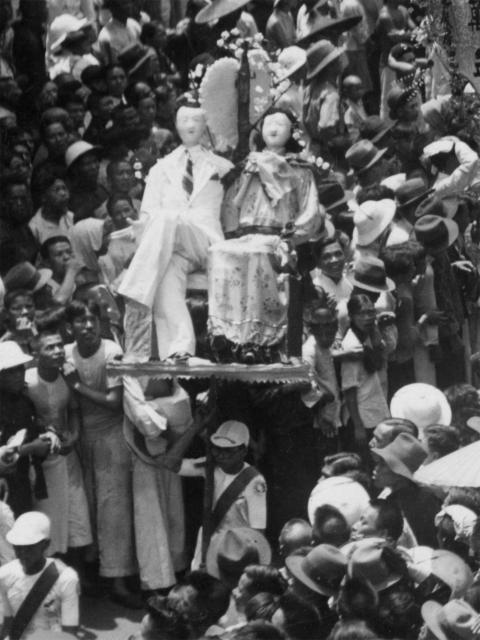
119,145,233,308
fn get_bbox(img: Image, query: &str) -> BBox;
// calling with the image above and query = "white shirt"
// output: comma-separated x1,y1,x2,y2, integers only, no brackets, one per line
311,269,353,304
28,210,75,246
0,558,79,637
97,17,141,64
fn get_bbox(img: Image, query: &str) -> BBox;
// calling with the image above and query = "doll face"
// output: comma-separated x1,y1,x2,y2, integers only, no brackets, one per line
176,106,206,147
261,112,292,151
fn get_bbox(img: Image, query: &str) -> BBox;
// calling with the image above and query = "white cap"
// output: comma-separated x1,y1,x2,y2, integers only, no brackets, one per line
7,512,51,546
210,421,250,448
354,199,396,247
65,141,100,170
0,341,33,371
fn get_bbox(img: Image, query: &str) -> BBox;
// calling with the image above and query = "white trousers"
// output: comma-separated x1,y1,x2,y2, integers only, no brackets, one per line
132,457,186,589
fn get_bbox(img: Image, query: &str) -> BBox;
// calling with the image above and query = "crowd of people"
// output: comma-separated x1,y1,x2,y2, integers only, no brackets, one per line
2,0,480,638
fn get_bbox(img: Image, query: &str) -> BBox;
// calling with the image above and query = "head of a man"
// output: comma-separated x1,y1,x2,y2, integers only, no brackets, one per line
351,499,403,544
7,512,51,575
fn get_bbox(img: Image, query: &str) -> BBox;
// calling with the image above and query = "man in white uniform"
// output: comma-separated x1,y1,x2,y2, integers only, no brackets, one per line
119,100,233,360
0,512,79,639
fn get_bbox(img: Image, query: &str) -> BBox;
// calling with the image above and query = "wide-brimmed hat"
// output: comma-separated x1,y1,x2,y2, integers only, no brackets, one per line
422,599,480,640
210,421,250,448
4,262,52,293
414,441,480,488
206,527,271,582
348,255,395,292
346,139,387,175
6,511,51,545
49,14,89,53
195,0,250,23
414,194,448,219
360,116,395,145
118,43,157,78
275,46,307,84
414,215,458,254
408,547,473,598
372,433,427,480
65,140,101,170
286,544,347,596
353,199,396,246
0,341,33,371
348,537,404,593
297,15,362,48
307,476,370,527
395,178,432,212
305,39,345,81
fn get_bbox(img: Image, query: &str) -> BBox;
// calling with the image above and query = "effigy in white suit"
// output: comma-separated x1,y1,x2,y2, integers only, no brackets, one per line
119,105,234,359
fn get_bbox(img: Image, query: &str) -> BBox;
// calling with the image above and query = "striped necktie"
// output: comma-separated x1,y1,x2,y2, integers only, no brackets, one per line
182,150,194,197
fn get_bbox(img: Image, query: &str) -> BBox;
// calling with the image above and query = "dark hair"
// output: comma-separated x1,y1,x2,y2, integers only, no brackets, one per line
31,164,67,197
369,498,403,541
232,621,285,640
357,185,394,204
376,583,421,639
321,452,364,477
377,417,418,441
444,488,480,515
140,20,165,45
105,63,126,77
177,571,231,630
328,620,380,640
278,519,312,556
39,114,68,138
86,92,111,112
106,193,133,217
145,596,190,640
255,108,302,153
312,505,350,547
313,233,349,261
106,157,132,182
0,175,28,199
64,299,101,324
303,288,338,325
337,578,378,624
275,592,321,640
424,424,460,459
242,566,288,600
245,592,279,622
3,288,34,310
380,243,417,279
40,235,71,261
57,90,84,110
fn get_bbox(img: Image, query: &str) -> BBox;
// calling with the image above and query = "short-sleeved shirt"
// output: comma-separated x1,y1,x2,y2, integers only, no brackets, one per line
341,328,390,430
64,339,123,434
28,210,74,246
97,17,141,64
0,558,79,637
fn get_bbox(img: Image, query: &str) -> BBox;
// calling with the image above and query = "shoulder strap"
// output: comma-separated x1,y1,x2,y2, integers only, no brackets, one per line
10,562,60,640
210,466,260,533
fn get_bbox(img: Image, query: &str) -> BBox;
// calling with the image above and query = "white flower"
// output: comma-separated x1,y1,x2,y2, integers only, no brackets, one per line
255,86,264,93
221,30,229,38
253,33,263,42
194,64,204,78
217,38,225,47
231,27,240,36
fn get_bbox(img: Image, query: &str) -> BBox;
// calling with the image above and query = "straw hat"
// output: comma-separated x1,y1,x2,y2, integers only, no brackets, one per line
296,15,362,48
395,178,432,212
390,383,452,435
354,199,396,247
305,39,345,81
195,0,250,23
307,476,370,527
414,440,480,488
422,599,480,640
348,256,395,292
275,46,307,84
286,544,347,596
408,547,473,598
49,14,89,53
371,433,427,480
0,341,33,371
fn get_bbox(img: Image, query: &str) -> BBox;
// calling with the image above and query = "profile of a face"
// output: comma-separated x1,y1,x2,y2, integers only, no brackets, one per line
176,106,206,147
261,112,292,151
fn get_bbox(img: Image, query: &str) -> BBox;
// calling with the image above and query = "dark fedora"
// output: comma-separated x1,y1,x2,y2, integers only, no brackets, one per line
414,214,458,254
348,256,395,293
317,180,348,212
297,15,362,48
4,262,52,293
286,544,347,596
305,39,345,81
348,537,405,593
206,527,271,584
118,43,156,78
395,178,432,212
345,139,387,175
414,194,448,219
359,115,395,145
